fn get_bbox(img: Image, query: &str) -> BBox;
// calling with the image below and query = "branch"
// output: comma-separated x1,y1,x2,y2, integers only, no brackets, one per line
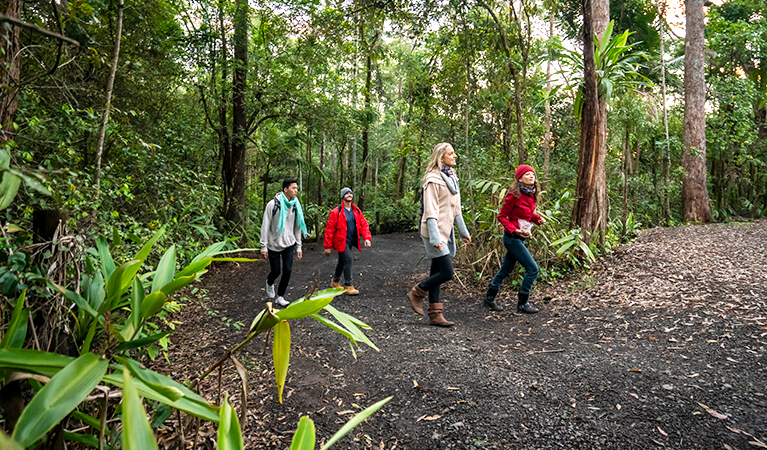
0,14,79,46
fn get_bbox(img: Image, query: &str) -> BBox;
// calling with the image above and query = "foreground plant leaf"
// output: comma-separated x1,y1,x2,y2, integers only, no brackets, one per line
121,366,159,450
290,416,316,450
0,429,23,450
217,394,244,450
0,289,28,350
319,396,393,450
12,353,108,447
272,320,291,403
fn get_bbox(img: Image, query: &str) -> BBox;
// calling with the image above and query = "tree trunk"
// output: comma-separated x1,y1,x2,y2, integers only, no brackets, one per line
543,8,554,182
0,0,21,145
658,0,671,224
94,0,124,194
682,0,712,222
225,0,248,222
217,0,231,204
571,0,605,242
360,46,372,209
318,132,324,206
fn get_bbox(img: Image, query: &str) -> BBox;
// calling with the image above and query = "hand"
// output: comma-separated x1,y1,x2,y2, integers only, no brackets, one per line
463,236,471,245
296,251,303,260
434,243,443,251
364,240,371,248
539,217,547,225
514,230,532,239
261,251,268,259
323,248,331,256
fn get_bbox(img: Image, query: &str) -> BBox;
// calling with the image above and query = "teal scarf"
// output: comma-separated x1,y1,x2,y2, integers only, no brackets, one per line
277,193,308,237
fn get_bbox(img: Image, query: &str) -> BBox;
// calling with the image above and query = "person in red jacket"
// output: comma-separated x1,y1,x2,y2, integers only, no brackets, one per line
323,188,372,295
482,165,546,313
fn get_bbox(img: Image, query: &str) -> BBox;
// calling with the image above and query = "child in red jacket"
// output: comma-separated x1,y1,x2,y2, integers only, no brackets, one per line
323,188,372,295
482,165,546,313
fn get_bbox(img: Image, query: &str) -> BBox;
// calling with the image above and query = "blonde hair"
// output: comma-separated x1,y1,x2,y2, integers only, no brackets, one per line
422,142,453,184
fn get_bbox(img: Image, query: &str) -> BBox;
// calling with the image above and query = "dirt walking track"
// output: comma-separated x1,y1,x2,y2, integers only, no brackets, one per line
158,221,767,449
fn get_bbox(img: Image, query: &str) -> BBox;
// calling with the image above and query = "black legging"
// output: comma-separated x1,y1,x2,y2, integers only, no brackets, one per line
267,245,295,297
418,255,454,303
333,245,354,285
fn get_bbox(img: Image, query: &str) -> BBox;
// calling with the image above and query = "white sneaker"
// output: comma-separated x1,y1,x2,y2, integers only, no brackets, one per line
266,281,275,298
274,296,289,307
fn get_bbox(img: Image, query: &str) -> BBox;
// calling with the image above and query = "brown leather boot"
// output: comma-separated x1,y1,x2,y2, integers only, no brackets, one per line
427,303,454,327
407,284,428,315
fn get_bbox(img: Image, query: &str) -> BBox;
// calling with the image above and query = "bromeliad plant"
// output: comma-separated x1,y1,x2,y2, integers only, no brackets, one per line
0,225,386,449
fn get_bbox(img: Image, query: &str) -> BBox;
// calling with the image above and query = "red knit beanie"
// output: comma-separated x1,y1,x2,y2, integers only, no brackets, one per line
515,164,535,181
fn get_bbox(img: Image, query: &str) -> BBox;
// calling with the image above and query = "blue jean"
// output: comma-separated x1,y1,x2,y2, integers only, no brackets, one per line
489,234,539,295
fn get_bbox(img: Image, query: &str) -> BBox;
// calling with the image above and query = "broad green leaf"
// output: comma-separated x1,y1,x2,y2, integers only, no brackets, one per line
141,291,167,320
191,241,226,263
322,305,379,351
151,245,176,294
105,260,142,312
104,372,218,422
0,348,74,377
217,394,244,450
70,411,104,432
272,321,291,404
556,240,577,256
249,308,280,335
115,330,174,352
63,288,99,319
95,236,116,281
0,289,28,349
0,430,23,450
0,171,21,210
159,275,196,297
290,417,316,450
64,431,99,448
121,367,159,450
13,353,108,446
83,271,106,313
310,314,358,348
134,226,166,262
175,257,213,279
274,296,334,322
103,358,218,422
121,276,145,341
318,396,393,450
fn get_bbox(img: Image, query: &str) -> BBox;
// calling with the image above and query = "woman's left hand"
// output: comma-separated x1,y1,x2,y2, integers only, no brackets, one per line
538,217,546,225
463,236,471,245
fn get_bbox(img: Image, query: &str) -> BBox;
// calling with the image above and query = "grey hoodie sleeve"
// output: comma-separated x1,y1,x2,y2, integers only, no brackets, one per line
261,201,273,251
454,213,470,239
427,218,441,246
294,217,303,252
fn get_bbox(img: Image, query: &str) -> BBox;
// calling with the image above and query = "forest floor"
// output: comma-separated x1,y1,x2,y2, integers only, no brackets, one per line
154,220,767,449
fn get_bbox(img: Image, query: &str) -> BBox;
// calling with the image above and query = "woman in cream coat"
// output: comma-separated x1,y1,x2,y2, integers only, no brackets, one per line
407,143,471,327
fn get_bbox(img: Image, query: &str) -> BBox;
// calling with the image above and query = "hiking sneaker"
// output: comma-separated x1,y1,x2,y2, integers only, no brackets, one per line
274,296,289,307
331,280,342,289
266,281,276,299
344,285,360,296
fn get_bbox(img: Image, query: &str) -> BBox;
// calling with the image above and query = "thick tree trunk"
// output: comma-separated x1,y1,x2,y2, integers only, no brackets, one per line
94,0,124,193
571,0,605,242
217,0,231,203
225,0,248,222
0,0,21,145
682,0,712,222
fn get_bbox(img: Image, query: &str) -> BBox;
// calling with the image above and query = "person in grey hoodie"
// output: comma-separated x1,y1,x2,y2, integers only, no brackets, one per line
261,178,307,307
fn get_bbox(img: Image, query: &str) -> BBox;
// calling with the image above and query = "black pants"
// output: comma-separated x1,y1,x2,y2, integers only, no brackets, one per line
418,255,454,303
333,245,354,286
267,245,295,297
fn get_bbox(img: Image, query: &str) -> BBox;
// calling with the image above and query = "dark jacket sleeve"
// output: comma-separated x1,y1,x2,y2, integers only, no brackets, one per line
324,209,338,249
498,194,518,234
